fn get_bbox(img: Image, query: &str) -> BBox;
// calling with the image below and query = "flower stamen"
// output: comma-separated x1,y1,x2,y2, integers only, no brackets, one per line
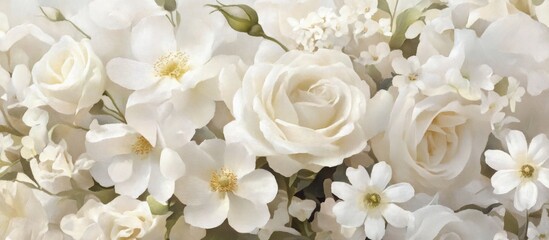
154,51,190,79
520,164,535,178
132,136,153,155
210,168,238,193
364,193,381,209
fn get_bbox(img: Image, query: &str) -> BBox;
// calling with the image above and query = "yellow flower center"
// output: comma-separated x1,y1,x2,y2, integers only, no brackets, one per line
210,168,238,193
154,51,190,79
408,73,418,81
131,136,153,155
364,193,381,209
520,164,535,178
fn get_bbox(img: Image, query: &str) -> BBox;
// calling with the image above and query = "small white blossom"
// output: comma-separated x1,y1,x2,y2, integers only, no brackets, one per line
331,162,414,240
485,130,549,211
288,197,316,221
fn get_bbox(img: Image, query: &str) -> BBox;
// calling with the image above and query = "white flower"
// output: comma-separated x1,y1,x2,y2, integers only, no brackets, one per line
504,77,525,112
0,133,15,163
288,197,316,221
391,56,424,89
0,180,49,239
88,0,163,30
60,196,168,240
528,208,549,240
85,122,186,202
31,36,106,115
407,205,502,239
106,15,217,145
485,130,549,211
29,140,94,194
312,198,365,240
357,42,390,65
174,139,277,233
331,162,414,240
370,89,491,193
257,191,301,240
224,48,370,176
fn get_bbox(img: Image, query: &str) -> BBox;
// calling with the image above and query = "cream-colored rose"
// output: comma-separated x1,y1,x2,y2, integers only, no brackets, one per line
60,196,168,240
32,35,105,115
224,47,370,176
370,89,491,193
0,180,49,239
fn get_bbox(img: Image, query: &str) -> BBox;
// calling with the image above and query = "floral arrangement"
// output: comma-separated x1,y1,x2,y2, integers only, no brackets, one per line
1,0,549,239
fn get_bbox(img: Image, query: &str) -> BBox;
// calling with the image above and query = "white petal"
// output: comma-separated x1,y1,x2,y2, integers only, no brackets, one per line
332,200,367,228
484,150,516,170
160,148,186,180
347,165,370,191
537,168,549,188
170,88,215,128
383,183,414,203
174,176,213,206
148,160,175,202
108,154,133,183
514,181,538,211
184,194,229,229
370,162,392,190
227,194,270,233
234,169,277,204
115,159,151,198
331,182,360,201
364,215,386,240
382,203,411,228
224,142,255,178
106,58,156,90
491,170,521,194
131,15,176,63
528,134,549,165
391,57,412,75
506,130,528,160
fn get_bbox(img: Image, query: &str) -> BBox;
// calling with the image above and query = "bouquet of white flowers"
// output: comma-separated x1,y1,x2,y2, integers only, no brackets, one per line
1,0,549,239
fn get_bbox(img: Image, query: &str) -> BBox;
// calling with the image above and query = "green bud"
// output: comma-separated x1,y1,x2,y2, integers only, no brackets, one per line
207,2,260,34
39,6,65,22
164,0,177,12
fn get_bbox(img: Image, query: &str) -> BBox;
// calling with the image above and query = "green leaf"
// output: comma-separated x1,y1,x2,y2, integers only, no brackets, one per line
154,0,165,7
389,8,422,49
533,0,545,6
504,210,519,235
164,0,177,11
147,195,169,215
89,99,105,115
378,0,391,14
269,231,308,240
175,11,181,26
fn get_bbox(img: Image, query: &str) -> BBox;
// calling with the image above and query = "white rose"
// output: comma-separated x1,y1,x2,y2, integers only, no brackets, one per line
32,35,105,115
60,196,168,240
224,48,370,176
0,180,49,239
370,88,491,193
407,205,501,239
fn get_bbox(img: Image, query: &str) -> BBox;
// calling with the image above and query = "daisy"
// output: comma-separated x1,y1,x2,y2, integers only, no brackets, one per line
485,130,549,211
331,162,415,240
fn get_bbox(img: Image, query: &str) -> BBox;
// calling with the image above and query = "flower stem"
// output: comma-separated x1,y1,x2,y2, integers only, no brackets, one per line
104,91,127,123
66,20,91,39
262,34,289,52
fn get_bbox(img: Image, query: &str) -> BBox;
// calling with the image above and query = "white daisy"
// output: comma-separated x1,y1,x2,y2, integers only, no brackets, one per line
331,162,414,240
485,130,549,211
